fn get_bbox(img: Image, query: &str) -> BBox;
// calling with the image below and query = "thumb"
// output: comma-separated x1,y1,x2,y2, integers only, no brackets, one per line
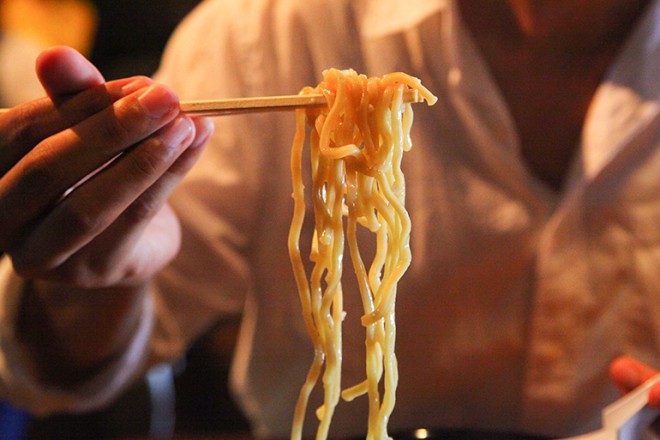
35,46,105,103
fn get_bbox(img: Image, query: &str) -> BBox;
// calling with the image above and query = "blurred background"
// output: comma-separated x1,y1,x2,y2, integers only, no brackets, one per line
0,1,250,438
0,0,203,102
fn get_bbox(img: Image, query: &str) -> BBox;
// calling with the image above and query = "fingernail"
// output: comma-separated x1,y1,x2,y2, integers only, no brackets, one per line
121,77,152,96
138,85,177,118
161,117,194,147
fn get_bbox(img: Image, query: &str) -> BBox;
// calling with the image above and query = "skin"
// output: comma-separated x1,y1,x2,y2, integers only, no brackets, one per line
0,46,214,383
0,0,657,418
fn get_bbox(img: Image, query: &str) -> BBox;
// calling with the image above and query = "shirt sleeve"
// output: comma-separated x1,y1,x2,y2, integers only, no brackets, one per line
0,256,155,416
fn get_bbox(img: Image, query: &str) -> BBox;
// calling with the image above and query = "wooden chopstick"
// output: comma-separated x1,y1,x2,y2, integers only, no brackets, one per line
180,94,327,116
0,90,421,117
180,89,421,116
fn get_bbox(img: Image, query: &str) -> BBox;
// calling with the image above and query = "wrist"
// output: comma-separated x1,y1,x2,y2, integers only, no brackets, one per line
17,279,151,385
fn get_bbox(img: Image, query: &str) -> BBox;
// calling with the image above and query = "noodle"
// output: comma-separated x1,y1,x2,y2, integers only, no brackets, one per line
288,69,437,440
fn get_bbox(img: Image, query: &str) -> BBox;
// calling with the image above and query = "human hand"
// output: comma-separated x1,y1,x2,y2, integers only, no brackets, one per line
610,356,660,408
0,46,214,289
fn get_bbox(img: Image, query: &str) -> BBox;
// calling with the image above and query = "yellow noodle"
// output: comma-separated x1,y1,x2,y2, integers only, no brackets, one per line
289,69,437,440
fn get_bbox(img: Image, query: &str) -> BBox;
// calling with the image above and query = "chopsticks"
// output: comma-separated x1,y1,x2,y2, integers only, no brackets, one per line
0,90,422,117
181,89,422,116
180,94,327,116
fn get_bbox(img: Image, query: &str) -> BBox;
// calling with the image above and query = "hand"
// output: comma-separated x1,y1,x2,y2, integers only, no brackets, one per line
0,46,214,288
0,46,214,384
610,356,660,408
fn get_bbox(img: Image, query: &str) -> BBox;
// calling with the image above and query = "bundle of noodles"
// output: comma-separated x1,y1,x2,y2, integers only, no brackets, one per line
288,69,437,440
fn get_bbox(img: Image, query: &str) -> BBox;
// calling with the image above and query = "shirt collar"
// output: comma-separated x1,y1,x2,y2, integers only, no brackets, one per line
580,0,660,178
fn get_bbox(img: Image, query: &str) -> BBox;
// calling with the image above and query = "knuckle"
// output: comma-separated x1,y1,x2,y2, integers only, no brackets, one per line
14,149,59,191
4,120,36,153
121,264,141,283
100,90,169,145
123,192,161,225
97,111,137,145
128,142,167,179
1,99,52,147
0,148,62,227
96,95,158,146
56,201,103,236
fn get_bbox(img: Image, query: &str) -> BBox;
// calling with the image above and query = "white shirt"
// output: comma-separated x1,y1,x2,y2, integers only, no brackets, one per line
1,0,660,438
